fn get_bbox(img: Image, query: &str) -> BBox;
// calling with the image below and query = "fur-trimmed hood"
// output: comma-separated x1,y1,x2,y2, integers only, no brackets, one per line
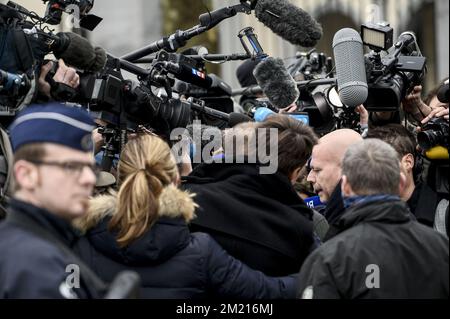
74,185,198,265
75,184,196,233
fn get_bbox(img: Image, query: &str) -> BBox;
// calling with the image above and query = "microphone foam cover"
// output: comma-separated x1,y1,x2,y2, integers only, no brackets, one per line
333,28,368,108
253,57,299,109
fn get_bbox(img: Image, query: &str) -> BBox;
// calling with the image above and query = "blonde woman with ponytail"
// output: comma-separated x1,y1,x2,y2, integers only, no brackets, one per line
75,134,297,299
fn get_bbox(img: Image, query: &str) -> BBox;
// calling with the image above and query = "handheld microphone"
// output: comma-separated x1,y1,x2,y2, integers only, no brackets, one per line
253,57,299,109
190,101,252,127
52,32,107,72
304,195,324,209
160,61,213,89
254,0,323,48
229,112,253,127
332,28,368,108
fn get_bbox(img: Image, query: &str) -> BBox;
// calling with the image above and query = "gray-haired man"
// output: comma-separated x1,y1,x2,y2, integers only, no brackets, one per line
297,139,448,299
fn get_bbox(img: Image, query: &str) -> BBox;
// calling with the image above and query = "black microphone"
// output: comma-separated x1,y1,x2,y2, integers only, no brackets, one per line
161,61,213,89
229,112,253,127
332,28,368,108
437,79,449,103
188,99,252,127
52,32,107,72
254,0,323,48
253,57,299,109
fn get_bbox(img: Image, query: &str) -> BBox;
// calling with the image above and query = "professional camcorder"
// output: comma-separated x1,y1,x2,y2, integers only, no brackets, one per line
361,22,427,111
0,0,104,122
417,79,449,160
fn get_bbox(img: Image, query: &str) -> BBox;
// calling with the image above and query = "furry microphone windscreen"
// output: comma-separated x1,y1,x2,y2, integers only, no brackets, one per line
53,32,106,72
253,57,299,109
254,0,323,48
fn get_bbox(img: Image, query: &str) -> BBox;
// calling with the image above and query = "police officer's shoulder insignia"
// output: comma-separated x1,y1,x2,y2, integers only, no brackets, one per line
59,281,79,299
301,285,314,299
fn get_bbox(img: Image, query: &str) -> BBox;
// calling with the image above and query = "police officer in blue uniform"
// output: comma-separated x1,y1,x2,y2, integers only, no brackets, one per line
0,103,102,298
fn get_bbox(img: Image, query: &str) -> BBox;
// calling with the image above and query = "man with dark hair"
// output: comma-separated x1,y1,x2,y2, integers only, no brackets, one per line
0,103,100,298
183,115,319,276
297,139,449,299
366,124,444,231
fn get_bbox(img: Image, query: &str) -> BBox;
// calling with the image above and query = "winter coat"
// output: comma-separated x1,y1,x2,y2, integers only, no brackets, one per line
182,163,315,276
75,185,297,299
297,198,449,299
0,199,100,298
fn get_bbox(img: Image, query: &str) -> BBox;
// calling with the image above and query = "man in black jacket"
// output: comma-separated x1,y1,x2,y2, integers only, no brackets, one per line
183,115,318,276
366,124,445,232
0,103,100,298
297,139,449,299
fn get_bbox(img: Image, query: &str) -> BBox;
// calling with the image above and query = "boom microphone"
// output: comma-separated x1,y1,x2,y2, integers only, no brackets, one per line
253,57,299,109
52,32,107,72
332,28,368,108
254,0,323,48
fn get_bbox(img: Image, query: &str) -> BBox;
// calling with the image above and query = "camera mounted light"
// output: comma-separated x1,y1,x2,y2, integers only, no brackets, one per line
361,22,393,51
42,0,102,30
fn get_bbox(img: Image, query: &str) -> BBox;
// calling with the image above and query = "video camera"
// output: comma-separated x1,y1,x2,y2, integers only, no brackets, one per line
361,22,427,111
283,50,359,134
417,79,449,159
0,0,104,122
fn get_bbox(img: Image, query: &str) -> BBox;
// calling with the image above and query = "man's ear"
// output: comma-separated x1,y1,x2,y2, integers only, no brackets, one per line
13,160,39,190
401,153,414,173
398,172,407,196
341,175,354,197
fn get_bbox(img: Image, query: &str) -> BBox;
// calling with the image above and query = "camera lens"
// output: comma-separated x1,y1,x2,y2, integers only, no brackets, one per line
418,130,440,150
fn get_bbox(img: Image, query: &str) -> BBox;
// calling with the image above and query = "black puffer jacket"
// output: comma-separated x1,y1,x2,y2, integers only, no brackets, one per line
182,163,315,276
75,185,297,299
297,198,449,299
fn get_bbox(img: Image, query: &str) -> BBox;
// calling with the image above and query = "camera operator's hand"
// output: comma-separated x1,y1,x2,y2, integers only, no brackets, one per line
38,59,80,98
278,102,297,114
92,128,105,155
355,105,369,126
420,107,449,126
402,85,432,122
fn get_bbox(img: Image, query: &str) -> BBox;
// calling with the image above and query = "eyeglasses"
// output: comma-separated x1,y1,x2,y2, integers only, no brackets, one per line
28,160,101,179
